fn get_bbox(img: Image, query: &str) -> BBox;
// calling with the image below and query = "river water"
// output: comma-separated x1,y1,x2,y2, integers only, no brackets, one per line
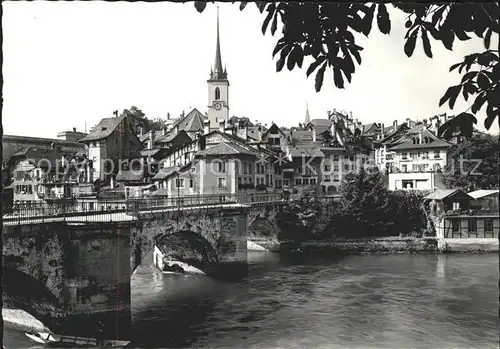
3,252,499,349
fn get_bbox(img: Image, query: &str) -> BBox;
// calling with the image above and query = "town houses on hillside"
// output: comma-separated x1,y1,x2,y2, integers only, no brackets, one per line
2,9,479,206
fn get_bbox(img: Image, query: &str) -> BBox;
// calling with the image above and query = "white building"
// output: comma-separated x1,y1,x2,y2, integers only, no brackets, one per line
384,126,451,191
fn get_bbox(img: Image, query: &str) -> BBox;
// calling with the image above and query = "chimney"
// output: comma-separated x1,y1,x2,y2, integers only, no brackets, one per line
406,118,411,127
257,126,263,142
219,120,225,133
166,112,170,120
203,120,210,135
73,127,76,132
393,120,398,129
380,123,385,138
441,114,447,126
237,121,248,141
349,111,353,120
419,132,423,144
148,130,155,149
174,124,179,134
162,127,167,136
312,128,317,142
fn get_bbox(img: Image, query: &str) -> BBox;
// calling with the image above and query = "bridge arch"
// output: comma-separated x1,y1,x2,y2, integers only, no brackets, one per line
150,230,219,274
2,266,63,332
248,217,277,237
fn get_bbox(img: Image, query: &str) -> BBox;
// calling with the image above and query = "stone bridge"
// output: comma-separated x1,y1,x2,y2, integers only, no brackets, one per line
1,194,287,341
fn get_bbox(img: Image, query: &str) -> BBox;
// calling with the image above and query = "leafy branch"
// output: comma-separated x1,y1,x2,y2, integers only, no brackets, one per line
194,2,500,136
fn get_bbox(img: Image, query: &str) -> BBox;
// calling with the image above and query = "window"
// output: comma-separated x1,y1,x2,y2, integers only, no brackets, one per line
324,164,330,172
402,180,413,189
349,155,354,161
422,151,429,159
412,164,418,172
402,165,408,173
434,150,440,159
215,87,220,100
189,179,194,188
217,161,226,173
295,178,302,185
344,155,349,160
484,219,494,236
310,178,317,185
333,155,339,161
334,164,339,171
452,202,460,210
467,219,477,236
344,164,349,171
333,174,340,181
402,153,408,160
218,177,227,189
324,175,331,182
303,178,309,185
451,219,460,232
175,178,185,188
238,177,242,185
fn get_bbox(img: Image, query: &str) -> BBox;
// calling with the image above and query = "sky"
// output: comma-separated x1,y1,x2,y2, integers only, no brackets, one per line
3,2,499,138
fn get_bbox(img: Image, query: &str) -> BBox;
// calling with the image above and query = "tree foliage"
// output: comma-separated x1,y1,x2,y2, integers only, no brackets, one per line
442,131,500,191
194,2,500,138
338,168,392,234
121,106,167,133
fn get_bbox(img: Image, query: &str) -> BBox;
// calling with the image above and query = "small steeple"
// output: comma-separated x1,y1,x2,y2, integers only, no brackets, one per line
210,6,227,80
304,103,311,125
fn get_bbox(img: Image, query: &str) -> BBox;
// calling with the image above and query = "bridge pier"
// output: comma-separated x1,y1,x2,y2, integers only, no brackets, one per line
3,222,133,340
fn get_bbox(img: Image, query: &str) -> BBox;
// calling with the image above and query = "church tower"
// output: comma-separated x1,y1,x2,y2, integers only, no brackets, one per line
207,7,230,128
304,103,311,125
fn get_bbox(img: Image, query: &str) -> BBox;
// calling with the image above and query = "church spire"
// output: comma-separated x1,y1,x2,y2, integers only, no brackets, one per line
211,6,226,80
304,103,311,125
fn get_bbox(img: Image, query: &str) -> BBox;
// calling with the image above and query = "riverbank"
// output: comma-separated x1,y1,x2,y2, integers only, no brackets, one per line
2,308,50,333
249,237,498,254
280,237,438,254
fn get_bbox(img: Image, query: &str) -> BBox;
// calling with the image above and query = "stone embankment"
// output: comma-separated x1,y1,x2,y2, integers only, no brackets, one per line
280,237,439,254
250,236,498,254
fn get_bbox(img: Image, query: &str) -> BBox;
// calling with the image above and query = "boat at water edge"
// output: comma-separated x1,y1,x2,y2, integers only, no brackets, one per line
25,331,130,347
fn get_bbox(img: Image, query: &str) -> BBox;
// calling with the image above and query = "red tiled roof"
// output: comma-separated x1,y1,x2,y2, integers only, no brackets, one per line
173,108,206,133
196,142,257,157
79,116,125,142
388,128,451,150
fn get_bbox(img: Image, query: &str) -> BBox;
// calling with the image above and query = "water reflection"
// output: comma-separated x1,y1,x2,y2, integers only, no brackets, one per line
4,253,498,349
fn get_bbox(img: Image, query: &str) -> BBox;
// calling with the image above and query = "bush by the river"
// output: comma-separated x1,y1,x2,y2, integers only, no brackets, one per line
277,168,428,240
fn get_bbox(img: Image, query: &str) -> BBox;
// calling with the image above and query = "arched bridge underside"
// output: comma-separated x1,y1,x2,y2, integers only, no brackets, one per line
2,201,286,339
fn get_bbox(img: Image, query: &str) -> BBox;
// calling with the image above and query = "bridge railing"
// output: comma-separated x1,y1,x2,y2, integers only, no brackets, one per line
2,193,285,224
2,200,133,225
129,193,284,214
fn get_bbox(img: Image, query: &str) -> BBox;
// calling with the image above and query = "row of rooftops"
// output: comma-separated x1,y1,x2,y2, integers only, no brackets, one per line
3,106,455,170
